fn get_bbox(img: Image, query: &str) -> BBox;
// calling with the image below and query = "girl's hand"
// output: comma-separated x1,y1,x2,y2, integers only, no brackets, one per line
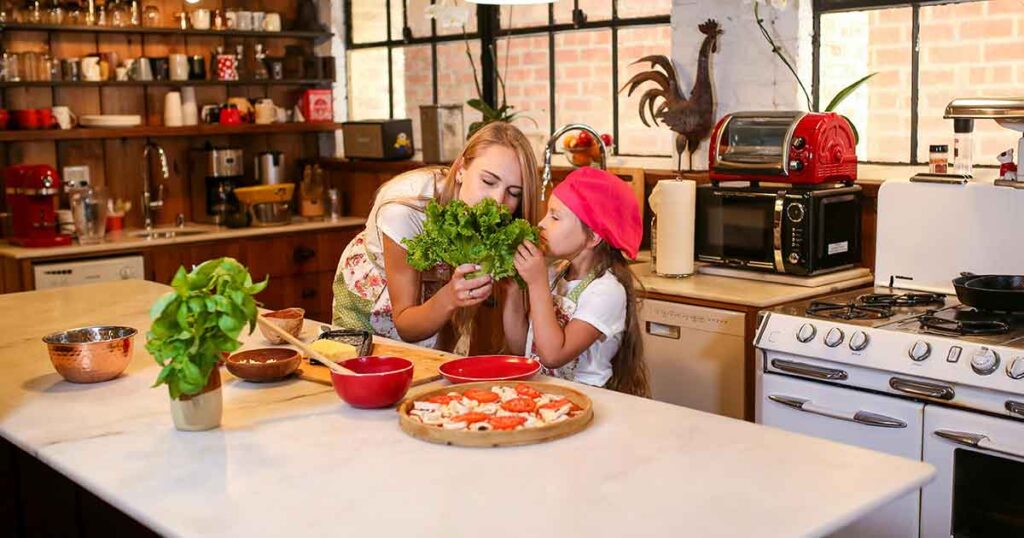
444,263,493,308
514,241,547,289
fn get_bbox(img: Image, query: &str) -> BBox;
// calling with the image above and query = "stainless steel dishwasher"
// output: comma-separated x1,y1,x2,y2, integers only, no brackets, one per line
640,298,746,419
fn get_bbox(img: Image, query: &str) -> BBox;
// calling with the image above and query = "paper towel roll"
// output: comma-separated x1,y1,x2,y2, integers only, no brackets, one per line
649,179,695,277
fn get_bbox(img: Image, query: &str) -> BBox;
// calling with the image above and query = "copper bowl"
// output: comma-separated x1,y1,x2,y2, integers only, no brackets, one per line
258,308,305,344
226,348,301,382
42,326,137,383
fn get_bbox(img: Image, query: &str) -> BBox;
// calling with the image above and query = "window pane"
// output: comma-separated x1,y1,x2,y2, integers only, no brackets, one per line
436,40,482,135
496,35,551,157
406,0,435,39
617,0,671,19
348,48,390,120
394,45,434,157
390,0,403,41
918,0,1023,166
617,25,673,156
351,0,387,44
820,7,913,162
555,0,610,25
554,30,613,147
500,4,549,29
436,1,478,36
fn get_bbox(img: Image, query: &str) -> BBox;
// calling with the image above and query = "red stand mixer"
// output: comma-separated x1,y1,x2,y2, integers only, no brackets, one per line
4,164,73,247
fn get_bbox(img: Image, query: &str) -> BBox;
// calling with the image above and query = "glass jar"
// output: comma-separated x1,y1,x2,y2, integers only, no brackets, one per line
71,187,109,245
953,118,974,177
928,144,948,174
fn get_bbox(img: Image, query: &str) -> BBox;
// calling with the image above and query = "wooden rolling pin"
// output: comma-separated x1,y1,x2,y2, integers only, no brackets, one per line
256,316,360,376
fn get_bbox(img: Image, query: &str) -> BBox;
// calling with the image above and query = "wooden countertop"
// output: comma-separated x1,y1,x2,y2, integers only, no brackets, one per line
0,217,366,260
0,280,934,537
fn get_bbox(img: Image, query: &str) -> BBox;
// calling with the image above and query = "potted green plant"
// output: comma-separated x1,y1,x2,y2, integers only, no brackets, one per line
147,258,267,431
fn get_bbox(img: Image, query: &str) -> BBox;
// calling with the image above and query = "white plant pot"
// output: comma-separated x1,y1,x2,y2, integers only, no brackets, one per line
169,368,223,431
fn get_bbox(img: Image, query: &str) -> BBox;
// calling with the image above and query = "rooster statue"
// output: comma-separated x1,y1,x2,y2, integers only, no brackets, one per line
622,19,722,171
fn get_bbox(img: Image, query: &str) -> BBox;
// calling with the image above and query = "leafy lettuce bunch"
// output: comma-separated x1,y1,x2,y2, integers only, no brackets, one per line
402,198,539,282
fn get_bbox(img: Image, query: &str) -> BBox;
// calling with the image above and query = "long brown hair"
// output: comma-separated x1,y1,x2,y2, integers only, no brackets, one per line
590,240,650,398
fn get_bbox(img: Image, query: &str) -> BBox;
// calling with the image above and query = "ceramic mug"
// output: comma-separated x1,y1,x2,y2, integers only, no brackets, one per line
115,66,129,81
81,56,101,81
236,10,253,31
151,57,170,80
224,10,238,29
14,109,39,129
254,99,276,125
188,55,206,80
52,106,77,129
214,55,237,81
35,108,54,129
201,104,220,124
0,109,8,130
189,9,211,30
251,11,265,31
263,13,281,32
169,54,189,81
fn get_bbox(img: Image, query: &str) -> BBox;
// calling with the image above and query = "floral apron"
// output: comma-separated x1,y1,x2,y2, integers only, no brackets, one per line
528,269,599,382
332,230,449,349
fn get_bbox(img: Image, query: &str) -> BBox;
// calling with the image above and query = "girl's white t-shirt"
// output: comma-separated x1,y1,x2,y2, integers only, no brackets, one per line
361,168,438,266
525,270,627,387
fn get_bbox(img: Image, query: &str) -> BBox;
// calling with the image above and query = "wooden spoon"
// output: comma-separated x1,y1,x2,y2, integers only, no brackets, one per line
256,316,360,376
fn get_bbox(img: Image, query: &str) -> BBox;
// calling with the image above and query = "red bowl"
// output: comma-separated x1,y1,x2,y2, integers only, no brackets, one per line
439,355,541,384
329,356,414,408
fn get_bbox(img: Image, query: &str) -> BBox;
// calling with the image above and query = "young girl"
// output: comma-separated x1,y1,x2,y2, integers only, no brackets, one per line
503,167,649,397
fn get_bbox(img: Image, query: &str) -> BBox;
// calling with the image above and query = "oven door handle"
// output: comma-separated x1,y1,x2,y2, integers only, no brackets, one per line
771,359,849,381
769,395,907,428
933,429,1024,460
889,377,955,401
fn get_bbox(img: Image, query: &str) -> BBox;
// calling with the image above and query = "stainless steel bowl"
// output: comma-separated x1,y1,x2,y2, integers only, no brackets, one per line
42,326,137,383
249,201,291,227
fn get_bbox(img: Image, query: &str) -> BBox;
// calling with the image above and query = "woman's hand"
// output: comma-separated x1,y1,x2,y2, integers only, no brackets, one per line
514,241,547,289
443,264,493,308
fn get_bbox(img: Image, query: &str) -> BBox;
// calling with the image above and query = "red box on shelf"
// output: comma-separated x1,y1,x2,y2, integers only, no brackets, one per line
300,89,334,123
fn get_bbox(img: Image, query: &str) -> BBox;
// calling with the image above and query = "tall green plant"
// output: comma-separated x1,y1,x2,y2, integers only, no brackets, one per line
753,1,876,141
147,258,267,399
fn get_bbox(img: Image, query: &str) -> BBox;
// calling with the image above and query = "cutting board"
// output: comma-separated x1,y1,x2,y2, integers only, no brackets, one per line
696,264,872,287
296,341,456,388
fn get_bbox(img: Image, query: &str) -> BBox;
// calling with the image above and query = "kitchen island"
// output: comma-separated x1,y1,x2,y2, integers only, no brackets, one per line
0,280,934,537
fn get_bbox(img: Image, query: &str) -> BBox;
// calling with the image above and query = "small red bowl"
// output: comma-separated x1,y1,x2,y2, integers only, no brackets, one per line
329,356,414,408
439,355,541,384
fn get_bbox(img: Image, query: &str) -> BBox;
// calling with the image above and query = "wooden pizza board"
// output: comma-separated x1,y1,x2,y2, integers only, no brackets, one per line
397,381,594,448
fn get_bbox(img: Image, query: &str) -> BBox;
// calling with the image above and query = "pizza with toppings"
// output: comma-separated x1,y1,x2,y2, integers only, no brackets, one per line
398,381,593,446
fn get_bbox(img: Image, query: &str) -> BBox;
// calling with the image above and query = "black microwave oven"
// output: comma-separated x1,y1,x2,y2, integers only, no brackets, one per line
694,183,862,276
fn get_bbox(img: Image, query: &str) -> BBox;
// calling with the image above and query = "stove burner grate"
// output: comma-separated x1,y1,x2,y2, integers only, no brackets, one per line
918,315,1010,336
859,293,947,308
807,301,893,320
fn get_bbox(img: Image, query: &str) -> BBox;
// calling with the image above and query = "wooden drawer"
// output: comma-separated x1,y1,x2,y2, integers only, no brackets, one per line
255,272,329,323
148,241,243,284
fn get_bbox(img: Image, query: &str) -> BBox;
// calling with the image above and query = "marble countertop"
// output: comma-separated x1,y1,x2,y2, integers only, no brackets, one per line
631,261,875,307
0,217,366,260
1,280,934,537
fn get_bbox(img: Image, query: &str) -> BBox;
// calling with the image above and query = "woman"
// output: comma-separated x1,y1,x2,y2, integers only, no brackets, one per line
332,122,540,351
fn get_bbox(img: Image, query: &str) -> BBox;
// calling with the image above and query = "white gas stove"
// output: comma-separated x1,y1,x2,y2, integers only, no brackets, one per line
755,179,1024,538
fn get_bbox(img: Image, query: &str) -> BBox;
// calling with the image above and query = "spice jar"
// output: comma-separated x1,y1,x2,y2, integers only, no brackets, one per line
929,144,948,174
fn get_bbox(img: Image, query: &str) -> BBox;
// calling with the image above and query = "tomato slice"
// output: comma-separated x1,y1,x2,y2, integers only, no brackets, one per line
464,389,500,403
501,397,537,413
515,383,542,399
540,398,579,412
427,394,460,405
452,412,490,424
488,415,527,430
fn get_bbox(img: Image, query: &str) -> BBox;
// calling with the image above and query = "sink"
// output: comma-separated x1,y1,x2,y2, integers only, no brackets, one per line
128,228,209,240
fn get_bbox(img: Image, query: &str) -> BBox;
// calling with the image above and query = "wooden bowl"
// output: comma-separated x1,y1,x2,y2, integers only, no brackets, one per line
258,308,304,345
397,381,594,448
226,348,301,382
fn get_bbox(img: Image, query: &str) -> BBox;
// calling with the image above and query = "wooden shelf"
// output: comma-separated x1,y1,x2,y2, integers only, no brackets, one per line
0,122,342,142
0,22,332,40
0,79,333,88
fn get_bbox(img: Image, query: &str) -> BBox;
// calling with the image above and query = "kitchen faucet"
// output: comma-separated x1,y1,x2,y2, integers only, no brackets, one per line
541,123,608,201
142,142,168,231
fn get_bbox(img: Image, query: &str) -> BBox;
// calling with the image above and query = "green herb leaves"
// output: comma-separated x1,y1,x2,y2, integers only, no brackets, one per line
147,257,267,399
402,198,539,282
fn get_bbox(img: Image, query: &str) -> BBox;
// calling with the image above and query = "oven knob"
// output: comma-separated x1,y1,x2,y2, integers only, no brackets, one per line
787,252,800,264
786,203,805,223
792,136,806,150
849,331,870,351
824,327,845,348
789,160,805,172
119,266,134,279
970,347,1000,376
796,323,817,343
908,341,931,362
1007,358,1024,380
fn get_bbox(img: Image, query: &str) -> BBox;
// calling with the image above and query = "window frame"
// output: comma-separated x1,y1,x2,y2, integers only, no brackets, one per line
344,0,672,158
812,0,994,166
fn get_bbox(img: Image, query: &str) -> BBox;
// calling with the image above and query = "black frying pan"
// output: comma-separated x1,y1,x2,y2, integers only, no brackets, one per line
953,272,1024,312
